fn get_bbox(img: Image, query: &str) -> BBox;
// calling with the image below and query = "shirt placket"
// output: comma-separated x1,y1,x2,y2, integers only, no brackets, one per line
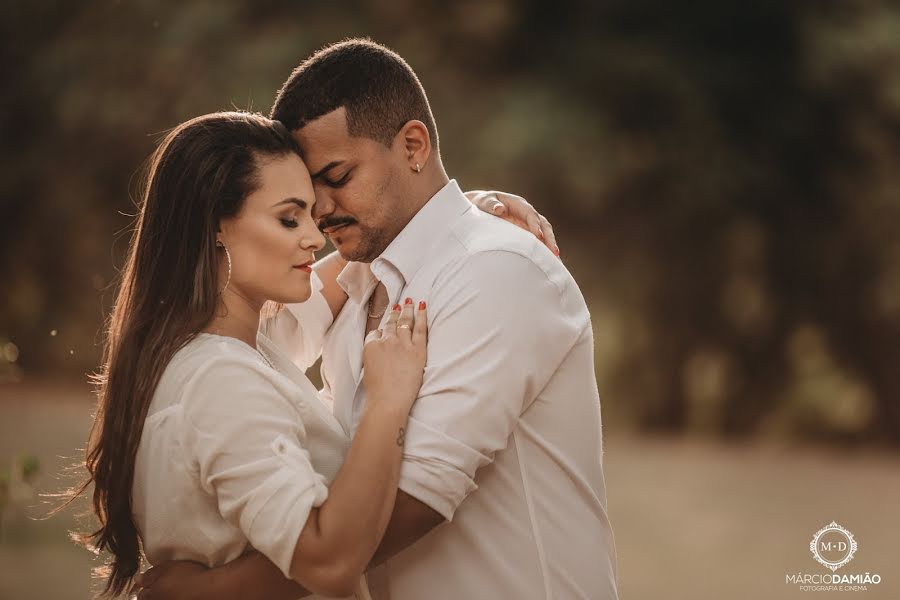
350,263,405,434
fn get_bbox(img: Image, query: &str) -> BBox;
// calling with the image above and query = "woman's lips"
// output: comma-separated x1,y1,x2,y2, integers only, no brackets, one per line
293,264,313,273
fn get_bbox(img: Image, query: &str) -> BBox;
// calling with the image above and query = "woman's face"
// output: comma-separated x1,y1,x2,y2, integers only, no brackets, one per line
218,152,325,307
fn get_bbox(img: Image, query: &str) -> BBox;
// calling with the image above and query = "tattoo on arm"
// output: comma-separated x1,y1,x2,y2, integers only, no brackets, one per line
397,427,405,446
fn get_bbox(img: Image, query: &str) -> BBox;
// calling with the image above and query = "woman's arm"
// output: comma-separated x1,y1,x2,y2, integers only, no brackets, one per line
136,193,559,600
311,190,557,320
289,301,427,595
287,400,410,595
312,250,348,319
307,193,556,325
261,251,347,370
177,303,425,599
465,190,559,256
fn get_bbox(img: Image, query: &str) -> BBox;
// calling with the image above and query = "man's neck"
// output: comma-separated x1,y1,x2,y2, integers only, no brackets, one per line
394,169,450,238
418,167,450,209
358,166,450,265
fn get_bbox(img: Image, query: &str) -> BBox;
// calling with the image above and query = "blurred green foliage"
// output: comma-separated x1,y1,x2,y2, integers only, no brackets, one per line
2,0,898,443
0,455,40,541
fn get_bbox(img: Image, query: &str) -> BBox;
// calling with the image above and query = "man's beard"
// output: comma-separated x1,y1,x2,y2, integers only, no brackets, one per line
333,222,391,263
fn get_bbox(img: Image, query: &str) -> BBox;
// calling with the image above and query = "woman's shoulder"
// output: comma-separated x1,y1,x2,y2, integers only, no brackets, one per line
165,332,264,376
153,333,277,412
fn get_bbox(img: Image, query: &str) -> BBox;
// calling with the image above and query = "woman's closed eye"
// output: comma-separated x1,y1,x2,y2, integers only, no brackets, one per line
280,216,299,228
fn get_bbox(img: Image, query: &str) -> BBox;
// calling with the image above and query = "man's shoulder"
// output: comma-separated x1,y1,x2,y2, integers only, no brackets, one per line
416,211,589,328
442,209,574,296
450,206,539,254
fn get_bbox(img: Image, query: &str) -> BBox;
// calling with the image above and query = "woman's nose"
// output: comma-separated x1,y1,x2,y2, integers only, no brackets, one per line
303,220,326,252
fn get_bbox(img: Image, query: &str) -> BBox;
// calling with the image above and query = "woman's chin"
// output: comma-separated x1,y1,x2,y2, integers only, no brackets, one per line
272,284,312,305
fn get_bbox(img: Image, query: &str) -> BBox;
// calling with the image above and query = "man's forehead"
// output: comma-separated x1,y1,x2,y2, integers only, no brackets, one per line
294,108,349,152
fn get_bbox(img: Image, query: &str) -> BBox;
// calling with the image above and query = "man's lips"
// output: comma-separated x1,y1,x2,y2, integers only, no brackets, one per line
319,221,355,235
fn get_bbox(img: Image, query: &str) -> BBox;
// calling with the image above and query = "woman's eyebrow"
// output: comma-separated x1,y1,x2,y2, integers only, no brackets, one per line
272,197,308,209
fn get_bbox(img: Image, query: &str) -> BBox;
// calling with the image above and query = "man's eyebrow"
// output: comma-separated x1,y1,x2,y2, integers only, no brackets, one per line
310,160,344,180
273,197,308,209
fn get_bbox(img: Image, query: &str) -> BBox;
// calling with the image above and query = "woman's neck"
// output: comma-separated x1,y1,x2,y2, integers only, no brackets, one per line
202,288,262,348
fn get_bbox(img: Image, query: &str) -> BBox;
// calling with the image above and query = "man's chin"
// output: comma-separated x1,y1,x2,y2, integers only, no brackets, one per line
334,243,370,263
329,224,387,263
331,230,368,262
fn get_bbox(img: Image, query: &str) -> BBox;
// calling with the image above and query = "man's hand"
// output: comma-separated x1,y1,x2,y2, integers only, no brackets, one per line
134,560,210,600
134,552,309,600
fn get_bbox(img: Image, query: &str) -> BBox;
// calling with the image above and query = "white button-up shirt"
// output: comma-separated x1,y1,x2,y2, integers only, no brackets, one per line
132,332,349,584
279,179,618,599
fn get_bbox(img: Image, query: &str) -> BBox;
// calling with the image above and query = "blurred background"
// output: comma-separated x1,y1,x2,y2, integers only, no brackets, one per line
2,1,899,598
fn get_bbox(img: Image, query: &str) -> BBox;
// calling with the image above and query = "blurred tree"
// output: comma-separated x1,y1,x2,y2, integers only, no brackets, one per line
2,0,897,443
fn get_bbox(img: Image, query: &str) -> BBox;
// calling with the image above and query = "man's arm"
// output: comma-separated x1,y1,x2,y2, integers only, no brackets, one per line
135,491,443,600
135,554,309,600
370,490,445,567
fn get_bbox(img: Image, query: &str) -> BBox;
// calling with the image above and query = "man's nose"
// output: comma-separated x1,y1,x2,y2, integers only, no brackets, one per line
311,190,334,221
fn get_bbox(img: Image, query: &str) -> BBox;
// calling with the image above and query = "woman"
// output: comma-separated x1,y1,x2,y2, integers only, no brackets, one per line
74,111,554,599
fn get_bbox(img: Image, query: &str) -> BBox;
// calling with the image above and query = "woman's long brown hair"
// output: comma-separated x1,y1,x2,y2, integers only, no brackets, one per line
68,111,300,597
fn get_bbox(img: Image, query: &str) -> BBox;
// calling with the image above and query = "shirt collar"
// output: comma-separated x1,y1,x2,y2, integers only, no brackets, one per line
335,261,373,305
335,179,471,303
371,179,470,286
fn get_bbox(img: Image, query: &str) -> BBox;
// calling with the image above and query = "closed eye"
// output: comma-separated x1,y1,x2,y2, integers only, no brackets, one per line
324,170,352,188
280,217,299,228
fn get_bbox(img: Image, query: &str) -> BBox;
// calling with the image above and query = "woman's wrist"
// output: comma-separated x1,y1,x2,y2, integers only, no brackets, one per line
364,395,413,423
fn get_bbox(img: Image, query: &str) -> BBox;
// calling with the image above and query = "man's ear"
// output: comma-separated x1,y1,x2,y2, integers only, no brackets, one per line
395,120,432,173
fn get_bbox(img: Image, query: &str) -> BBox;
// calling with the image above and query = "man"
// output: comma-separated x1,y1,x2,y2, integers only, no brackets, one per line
139,38,618,599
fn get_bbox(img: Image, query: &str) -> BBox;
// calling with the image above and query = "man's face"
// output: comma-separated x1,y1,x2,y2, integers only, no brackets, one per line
294,107,408,262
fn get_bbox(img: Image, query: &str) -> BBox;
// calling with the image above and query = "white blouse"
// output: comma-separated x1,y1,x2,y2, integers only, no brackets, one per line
132,287,352,592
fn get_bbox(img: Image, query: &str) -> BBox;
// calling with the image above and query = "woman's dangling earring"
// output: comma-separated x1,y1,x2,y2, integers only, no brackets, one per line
216,240,232,294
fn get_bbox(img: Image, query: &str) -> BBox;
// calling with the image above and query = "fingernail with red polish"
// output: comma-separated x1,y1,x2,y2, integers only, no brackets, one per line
404,297,413,305
393,303,401,311
419,301,426,310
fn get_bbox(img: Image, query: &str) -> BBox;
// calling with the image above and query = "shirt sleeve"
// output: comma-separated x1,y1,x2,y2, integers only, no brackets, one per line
398,250,589,520
180,353,329,578
260,270,334,371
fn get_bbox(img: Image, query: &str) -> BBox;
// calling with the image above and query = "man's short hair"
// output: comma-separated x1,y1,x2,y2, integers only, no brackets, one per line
271,38,439,150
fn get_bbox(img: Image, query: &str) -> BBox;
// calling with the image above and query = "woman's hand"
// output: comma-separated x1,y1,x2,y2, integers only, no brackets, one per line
363,300,427,411
465,190,559,257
